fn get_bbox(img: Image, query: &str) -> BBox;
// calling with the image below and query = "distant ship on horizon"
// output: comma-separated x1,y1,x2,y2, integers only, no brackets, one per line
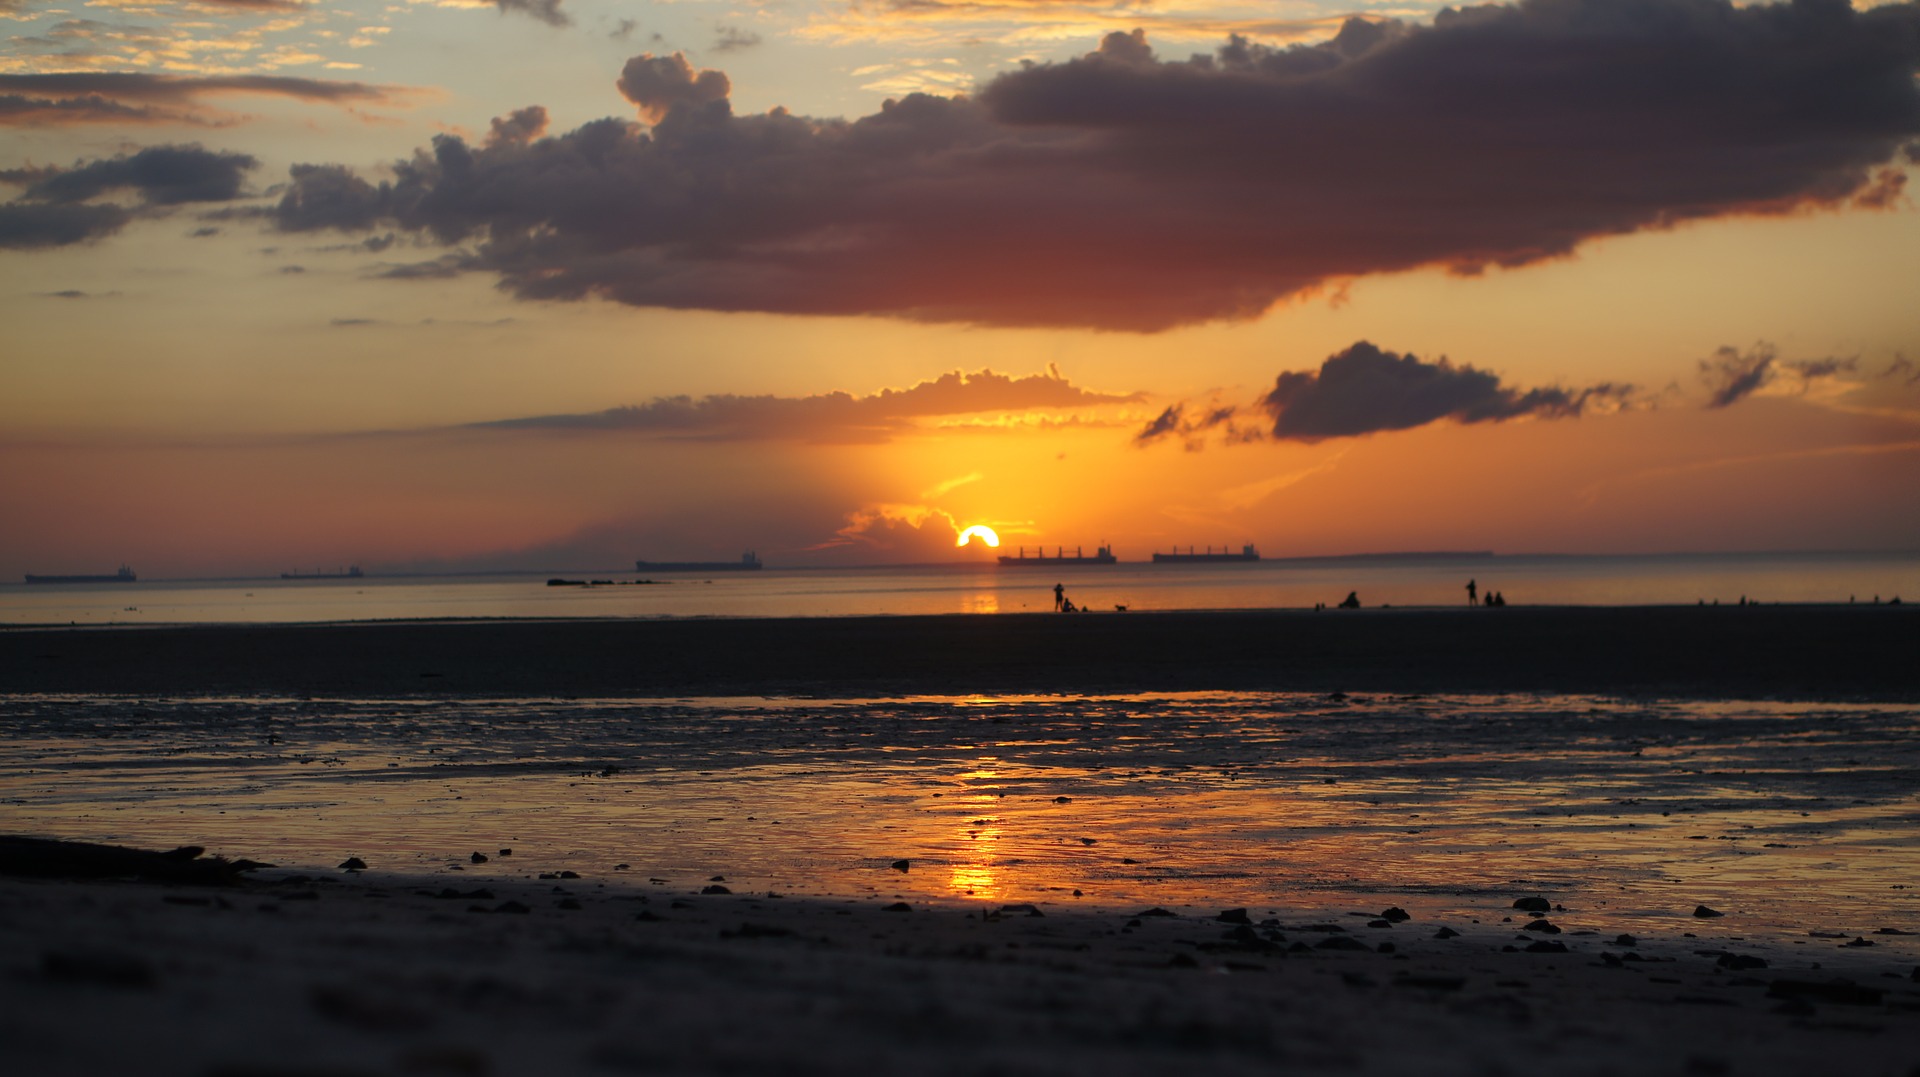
635,552,764,572
281,566,364,580
1152,544,1261,564
997,545,1118,566
25,565,137,584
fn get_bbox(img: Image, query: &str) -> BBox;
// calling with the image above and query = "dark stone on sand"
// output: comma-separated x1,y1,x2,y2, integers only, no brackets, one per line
498,848,512,856
1716,953,1768,970
494,900,531,914
470,852,488,864
1434,926,1460,940
1381,907,1410,922
1315,936,1370,951
701,884,732,895
1523,941,1569,953
1842,937,1876,948
1615,934,1638,946
1693,904,1724,918
338,857,367,871
1766,979,1884,1006
0,836,266,886
1873,927,1913,935
1524,919,1561,934
42,950,156,989
1217,908,1251,924
883,902,912,912
710,875,726,882
1137,907,1176,918
1512,897,1551,913
557,870,580,880
890,860,910,873
1054,796,1072,804
999,903,1045,917
1368,919,1392,928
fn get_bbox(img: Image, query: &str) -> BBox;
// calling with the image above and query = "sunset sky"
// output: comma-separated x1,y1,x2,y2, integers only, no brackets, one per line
3,0,1918,576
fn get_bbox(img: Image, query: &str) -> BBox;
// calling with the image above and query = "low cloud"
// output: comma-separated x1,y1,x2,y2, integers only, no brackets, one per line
475,367,1140,443
496,0,570,28
1700,343,1860,408
1139,341,1633,446
0,144,257,248
0,73,408,127
246,0,1920,330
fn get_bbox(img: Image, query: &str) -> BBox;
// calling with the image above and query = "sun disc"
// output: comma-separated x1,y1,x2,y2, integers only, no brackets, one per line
956,525,1001,548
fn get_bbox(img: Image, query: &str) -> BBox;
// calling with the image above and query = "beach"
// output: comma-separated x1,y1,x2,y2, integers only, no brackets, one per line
3,607,1919,1075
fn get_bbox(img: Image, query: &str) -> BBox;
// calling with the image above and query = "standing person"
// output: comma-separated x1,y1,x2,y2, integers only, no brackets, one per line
1053,582,1065,612
1466,579,1477,606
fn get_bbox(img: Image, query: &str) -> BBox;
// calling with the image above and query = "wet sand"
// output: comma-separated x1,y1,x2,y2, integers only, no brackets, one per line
4,853,1919,1077
4,604,1917,699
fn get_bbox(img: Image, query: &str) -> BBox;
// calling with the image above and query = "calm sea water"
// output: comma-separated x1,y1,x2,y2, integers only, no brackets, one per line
3,691,1916,943
2,551,1916,625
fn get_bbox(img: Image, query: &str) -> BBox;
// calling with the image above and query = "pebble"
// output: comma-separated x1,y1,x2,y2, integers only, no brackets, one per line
338,857,367,871
1512,897,1551,913
1433,926,1460,940
1692,905,1724,918
1217,908,1251,924
469,852,488,864
701,884,732,895
1380,907,1410,922
1524,919,1562,935
882,902,912,913
890,860,910,873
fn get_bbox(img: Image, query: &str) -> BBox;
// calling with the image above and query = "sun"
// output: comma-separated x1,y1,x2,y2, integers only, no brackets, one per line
956,524,1001,548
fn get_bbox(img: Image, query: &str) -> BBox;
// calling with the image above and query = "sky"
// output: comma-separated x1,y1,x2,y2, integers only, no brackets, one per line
2,0,1918,577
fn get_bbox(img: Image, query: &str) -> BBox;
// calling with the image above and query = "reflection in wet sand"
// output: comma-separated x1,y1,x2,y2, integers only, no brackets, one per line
2,691,1916,943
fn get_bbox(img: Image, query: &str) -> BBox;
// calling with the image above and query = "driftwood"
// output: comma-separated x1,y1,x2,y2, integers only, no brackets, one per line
0,836,269,886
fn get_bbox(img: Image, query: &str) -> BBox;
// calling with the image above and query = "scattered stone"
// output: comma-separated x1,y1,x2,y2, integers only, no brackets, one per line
469,852,488,864
1716,953,1768,971
1367,919,1392,928
890,859,910,873
1524,919,1562,935
701,884,732,895
498,849,512,857
1693,905,1724,918
1434,926,1460,940
338,857,367,871
1380,907,1410,923
558,870,580,880
882,902,912,912
1217,908,1251,924
1523,940,1569,953
1122,858,1140,865
1842,937,1876,948
1054,796,1072,804
1136,907,1176,918
1873,927,1913,935
1315,935,1370,951
999,903,1045,917
1512,897,1551,913
709,875,727,882
1615,934,1638,946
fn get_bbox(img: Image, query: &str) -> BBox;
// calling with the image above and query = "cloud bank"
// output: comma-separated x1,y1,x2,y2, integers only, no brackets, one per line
0,144,258,248
245,0,1920,330
0,73,407,127
1139,341,1633,446
473,367,1140,443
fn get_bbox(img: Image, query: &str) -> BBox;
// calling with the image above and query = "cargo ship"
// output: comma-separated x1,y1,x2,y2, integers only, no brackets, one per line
1151,544,1261,564
635,552,763,572
997,544,1117,566
281,566,364,579
24,565,137,584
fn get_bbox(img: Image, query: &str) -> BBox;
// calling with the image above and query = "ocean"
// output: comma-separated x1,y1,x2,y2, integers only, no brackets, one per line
3,550,1916,625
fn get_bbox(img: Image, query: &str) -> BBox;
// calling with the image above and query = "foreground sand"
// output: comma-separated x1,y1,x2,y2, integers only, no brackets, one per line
4,853,1919,1077
3,604,1917,698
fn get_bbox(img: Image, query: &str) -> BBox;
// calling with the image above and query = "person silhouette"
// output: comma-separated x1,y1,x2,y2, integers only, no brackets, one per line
1053,582,1065,612
1466,579,1477,606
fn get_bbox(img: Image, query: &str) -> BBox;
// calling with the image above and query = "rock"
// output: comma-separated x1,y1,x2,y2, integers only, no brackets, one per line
1842,937,1876,948
890,859,910,873
498,848,512,856
1523,940,1568,953
709,875,727,882
338,857,367,871
1693,904,1724,918
1054,796,1072,804
558,870,580,880
1523,919,1562,935
1716,953,1768,970
1873,927,1913,935
1136,907,1176,918
1434,926,1461,940
882,902,912,912
1368,919,1392,928
1217,908,1251,924
1080,837,1097,845
1380,907,1410,922
469,852,488,864
1315,935,1370,951
1512,897,1551,913
1614,933,1638,946
701,884,732,895
999,903,1045,917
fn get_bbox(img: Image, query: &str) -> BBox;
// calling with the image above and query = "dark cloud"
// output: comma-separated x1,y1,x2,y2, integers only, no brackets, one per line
475,367,1140,443
487,105,549,147
1699,343,1859,407
0,202,131,249
9,144,257,205
0,73,405,127
1138,341,1632,445
1882,355,1920,385
249,0,1920,330
496,0,570,28
712,25,762,53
